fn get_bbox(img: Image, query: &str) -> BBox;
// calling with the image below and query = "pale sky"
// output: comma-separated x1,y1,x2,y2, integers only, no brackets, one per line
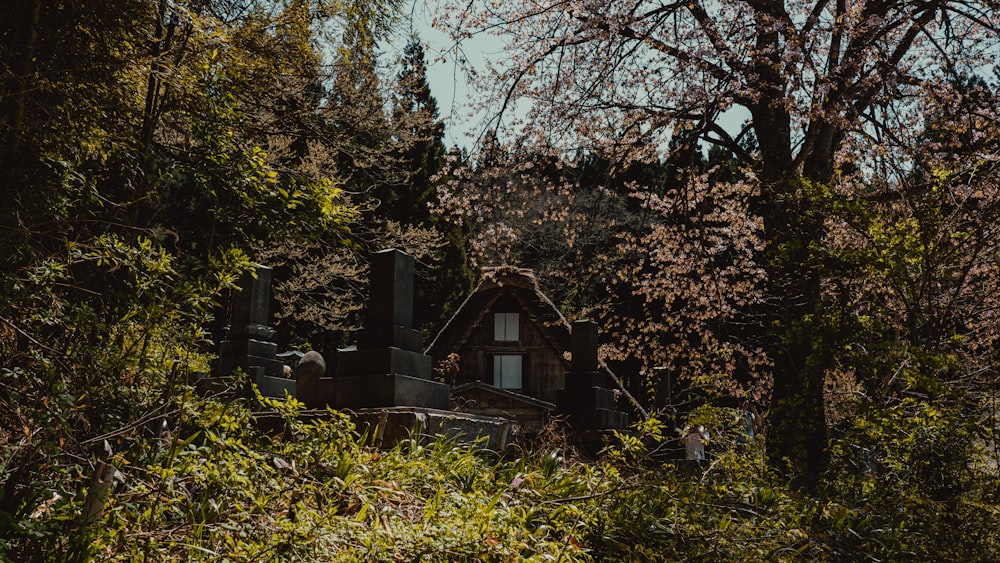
387,0,497,149
390,0,751,153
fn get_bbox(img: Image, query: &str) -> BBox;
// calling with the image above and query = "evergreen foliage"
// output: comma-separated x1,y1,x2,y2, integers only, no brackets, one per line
388,36,475,336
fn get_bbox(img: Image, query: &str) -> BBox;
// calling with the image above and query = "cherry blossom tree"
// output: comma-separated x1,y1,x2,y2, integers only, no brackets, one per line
827,76,1000,416
436,145,769,408
434,0,1000,487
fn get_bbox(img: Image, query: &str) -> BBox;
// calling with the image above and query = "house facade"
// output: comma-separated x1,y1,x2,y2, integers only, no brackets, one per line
426,267,571,405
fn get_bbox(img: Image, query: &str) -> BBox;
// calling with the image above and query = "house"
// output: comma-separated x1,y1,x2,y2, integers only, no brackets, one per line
427,267,635,434
426,267,572,407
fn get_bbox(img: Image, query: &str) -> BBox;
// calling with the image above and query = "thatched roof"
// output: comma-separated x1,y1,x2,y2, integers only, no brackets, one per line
427,266,648,420
426,266,571,366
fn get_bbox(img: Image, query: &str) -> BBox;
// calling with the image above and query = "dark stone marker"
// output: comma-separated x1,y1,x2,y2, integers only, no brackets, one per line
357,249,423,352
230,266,274,337
332,248,449,410
367,249,414,331
571,320,600,376
556,319,628,430
563,320,608,389
214,264,282,379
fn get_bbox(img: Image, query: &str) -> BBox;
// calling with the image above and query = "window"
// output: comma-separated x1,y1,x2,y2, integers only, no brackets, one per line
492,312,523,390
493,355,522,390
494,312,519,342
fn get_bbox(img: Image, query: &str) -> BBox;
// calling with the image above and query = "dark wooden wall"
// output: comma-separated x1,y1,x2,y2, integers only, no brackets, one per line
454,297,567,403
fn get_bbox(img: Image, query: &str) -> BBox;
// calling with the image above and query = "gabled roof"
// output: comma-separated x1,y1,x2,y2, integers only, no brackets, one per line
426,266,571,366
428,266,648,420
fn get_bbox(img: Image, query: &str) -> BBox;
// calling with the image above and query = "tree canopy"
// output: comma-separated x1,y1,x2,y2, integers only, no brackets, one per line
435,0,1000,486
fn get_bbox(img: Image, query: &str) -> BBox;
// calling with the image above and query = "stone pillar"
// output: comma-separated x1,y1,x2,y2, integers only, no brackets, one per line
214,265,283,379
230,266,274,337
556,320,628,430
331,249,450,410
356,249,423,352
571,319,601,376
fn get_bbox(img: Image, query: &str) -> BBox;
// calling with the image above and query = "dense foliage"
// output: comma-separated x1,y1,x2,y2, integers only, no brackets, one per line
3,0,1000,559
0,0,463,557
8,392,1000,561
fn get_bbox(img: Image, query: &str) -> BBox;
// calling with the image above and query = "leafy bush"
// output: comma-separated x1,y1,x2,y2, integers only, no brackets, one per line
821,399,1000,561
6,390,1000,561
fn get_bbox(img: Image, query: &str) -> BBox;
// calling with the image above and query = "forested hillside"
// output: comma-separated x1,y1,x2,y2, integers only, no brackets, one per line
3,0,1000,560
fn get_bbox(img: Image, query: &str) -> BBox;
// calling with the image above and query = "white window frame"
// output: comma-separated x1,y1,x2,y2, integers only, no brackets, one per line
493,312,519,342
493,354,523,390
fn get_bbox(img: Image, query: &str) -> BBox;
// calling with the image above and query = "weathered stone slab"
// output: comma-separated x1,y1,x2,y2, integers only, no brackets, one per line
257,373,295,398
333,374,450,410
252,407,516,451
351,407,515,450
296,377,335,409
216,355,284,378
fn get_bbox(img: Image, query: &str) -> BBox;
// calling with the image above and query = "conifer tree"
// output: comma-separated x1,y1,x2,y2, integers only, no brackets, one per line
389,36,475,335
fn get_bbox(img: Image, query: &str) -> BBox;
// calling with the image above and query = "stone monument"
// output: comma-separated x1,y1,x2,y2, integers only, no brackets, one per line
556,320,629,429
331,249,450,410
213,265,294,397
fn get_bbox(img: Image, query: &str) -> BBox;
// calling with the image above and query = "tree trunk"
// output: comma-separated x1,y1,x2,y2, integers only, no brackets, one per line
762,250,830,489
9,0,41,151
751,66,833,489
2,0,41,207
139,0,171,159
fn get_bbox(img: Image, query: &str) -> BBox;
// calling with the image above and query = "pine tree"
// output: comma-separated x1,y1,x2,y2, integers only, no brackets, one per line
389,36,475,335
326,27,394,194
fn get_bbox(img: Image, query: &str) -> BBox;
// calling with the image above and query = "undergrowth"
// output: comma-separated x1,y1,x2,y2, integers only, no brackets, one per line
4,394,1000,561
